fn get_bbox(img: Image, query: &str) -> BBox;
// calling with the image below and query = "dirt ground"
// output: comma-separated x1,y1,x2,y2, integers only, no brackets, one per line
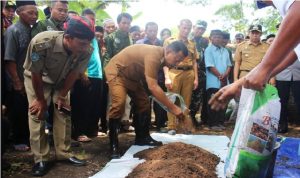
2,122,300,178
127,142,220,178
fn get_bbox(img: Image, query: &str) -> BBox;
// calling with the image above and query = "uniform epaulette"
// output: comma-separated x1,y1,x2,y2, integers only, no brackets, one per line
33,41,52,52
237,41,246,47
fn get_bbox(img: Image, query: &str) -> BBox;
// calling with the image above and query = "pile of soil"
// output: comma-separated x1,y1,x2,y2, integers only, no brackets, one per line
126,142,220,178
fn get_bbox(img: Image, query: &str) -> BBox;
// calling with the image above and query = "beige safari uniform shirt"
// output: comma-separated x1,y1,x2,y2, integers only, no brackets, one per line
105,44,164,90
234,41,269,78
164,37,198,67
23,31,92,89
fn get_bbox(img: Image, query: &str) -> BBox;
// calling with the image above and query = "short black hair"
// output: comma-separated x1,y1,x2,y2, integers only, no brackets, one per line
160,28,171,37
266,34,275,40
129,25,140,33
145,22,158,30
167,41,188,57
117,12,132,23
210,29,223,37
82,8,95,16
95,26,104,33
51,0,68,8
68,10,78,15
222,31,230,40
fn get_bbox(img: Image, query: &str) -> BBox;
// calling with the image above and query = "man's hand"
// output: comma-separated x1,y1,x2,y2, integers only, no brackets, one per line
243,66,270,91
29,99,47,120
208,82,242,111
169,105,184,120
193,78,198,90
80,75,91,86
165,78,172,90
13,78,25,94
56,96,71,113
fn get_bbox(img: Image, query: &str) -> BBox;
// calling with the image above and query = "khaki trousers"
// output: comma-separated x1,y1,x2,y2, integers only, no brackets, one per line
24,76,72,163
167,69,195,129
107,77,150,119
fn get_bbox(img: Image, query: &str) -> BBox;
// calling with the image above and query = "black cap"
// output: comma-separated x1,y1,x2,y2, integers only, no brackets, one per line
195,20,207,29
64,16,95,41
5,1,16,10
249,24,262,32
16,0,36,8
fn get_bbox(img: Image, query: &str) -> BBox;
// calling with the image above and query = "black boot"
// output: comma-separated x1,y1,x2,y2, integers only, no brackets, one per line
134,112,163,146
109,119,121,159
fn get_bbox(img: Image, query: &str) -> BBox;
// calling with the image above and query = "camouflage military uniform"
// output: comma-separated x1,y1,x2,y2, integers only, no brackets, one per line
103,29,132,67
189,36,208,125
31,17,65,38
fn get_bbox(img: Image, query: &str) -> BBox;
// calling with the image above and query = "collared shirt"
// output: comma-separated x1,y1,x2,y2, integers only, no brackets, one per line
136,37,162,46
273,0,300,60
4,21,32,81
86,38,103,79
163,37,198,66
105,44,164,90
31,17,65,38
23,31,92,89
276,60,300,81
234,41,269,72
205,44,232,89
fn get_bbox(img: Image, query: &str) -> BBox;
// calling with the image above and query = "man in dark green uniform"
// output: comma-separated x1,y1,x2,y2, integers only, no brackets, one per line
23,16,94,176
31,0,68,38
189,20,209,127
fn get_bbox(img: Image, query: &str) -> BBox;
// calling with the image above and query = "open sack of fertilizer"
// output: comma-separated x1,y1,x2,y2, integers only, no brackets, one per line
225,85,281,178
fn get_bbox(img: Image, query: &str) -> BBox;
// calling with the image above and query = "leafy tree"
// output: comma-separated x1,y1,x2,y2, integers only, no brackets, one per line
214,1,281,35
176,0,210,6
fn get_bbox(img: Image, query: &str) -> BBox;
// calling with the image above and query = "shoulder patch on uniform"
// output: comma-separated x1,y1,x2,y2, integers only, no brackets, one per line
31,52,40,62
33,41,51,52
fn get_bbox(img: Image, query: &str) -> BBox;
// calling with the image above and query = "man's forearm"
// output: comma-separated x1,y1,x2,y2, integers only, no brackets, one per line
58,70,80,97
209,67,221,77
31,72,45,100
233,61,240,81
193,61,198,81
5,61,20,81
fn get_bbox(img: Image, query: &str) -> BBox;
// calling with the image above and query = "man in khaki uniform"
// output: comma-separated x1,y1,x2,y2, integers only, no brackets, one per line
23,16,94,176
164,19,199,131
234,24,269,81
105,42,188,158
230,24,269,122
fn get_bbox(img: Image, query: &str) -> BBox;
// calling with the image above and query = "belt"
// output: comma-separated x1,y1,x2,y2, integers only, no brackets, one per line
240,69,251,72
173,66,193,71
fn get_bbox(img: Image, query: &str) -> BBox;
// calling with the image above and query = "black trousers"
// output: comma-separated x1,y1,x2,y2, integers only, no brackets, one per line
6,89,30,145
71,78,103,138
276,80,300,127
207,88,226,127
153,81,167,129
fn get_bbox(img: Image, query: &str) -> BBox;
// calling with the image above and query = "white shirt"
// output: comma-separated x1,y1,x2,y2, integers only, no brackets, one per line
276,60,300,81
273,0,300,60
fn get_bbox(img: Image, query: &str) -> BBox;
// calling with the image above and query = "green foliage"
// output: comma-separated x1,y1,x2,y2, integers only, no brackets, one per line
214,1,281,35
176,0,210,6
68,1,111,25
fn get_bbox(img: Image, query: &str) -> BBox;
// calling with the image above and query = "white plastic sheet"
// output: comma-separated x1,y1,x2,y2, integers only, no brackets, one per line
91,133,230,178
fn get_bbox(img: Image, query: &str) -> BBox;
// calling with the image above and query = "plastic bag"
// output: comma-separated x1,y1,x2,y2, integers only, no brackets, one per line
150,92,195,133
224,85,281,178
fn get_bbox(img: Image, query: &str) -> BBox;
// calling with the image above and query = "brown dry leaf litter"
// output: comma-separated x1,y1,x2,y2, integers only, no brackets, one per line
126,142,220,178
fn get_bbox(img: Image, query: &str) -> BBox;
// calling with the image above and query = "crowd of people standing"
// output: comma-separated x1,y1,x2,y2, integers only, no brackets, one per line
1,0,300,177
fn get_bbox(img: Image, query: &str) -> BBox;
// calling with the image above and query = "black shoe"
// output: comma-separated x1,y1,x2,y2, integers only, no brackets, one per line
135,136,163,146
32,161,49,177
68,157,86,166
